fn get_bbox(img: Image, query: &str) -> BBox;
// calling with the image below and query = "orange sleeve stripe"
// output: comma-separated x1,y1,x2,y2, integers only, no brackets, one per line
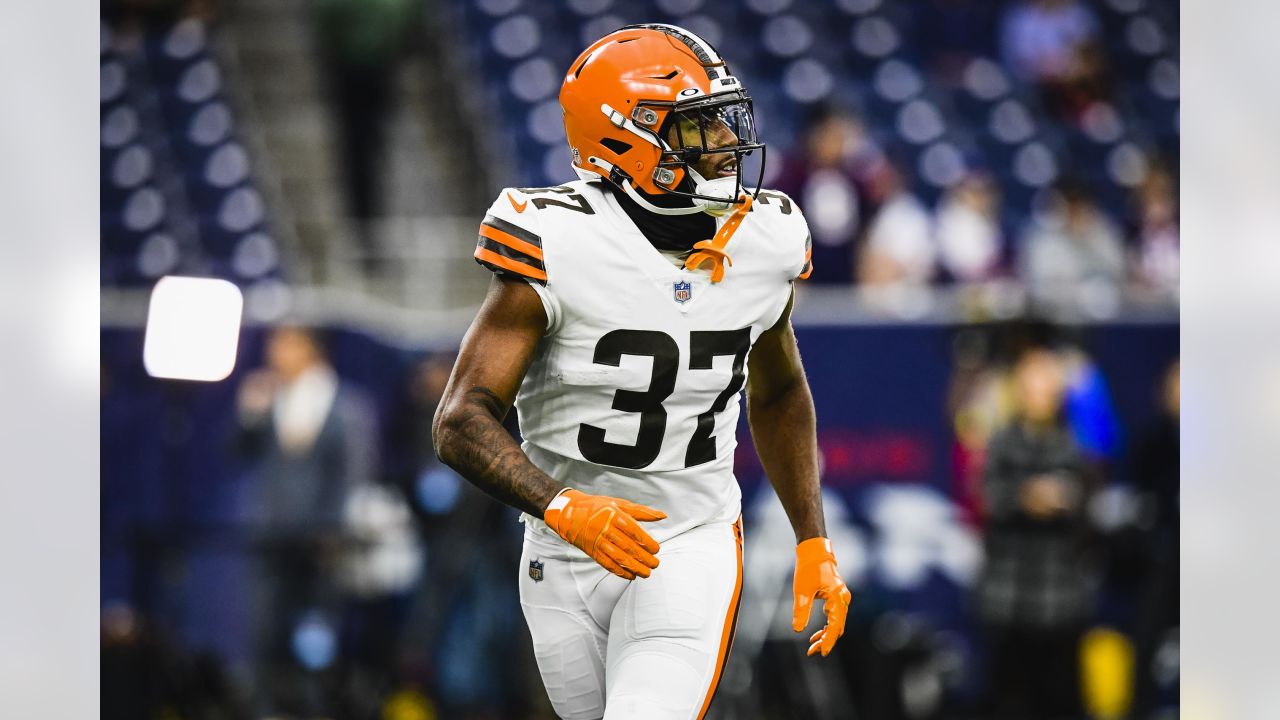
480,223,544,261
474,247,548,281
798,248,813,280
697,518,744,720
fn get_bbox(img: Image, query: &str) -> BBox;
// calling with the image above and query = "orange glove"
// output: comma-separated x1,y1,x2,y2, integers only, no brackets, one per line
543,488,666,580
792,537,852,657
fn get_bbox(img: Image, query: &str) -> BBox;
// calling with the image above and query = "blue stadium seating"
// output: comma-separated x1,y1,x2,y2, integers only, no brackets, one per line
442,0,1178,236
101,17,280,289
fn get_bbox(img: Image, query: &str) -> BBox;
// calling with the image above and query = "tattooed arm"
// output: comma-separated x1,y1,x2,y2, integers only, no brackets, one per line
432,275,563,517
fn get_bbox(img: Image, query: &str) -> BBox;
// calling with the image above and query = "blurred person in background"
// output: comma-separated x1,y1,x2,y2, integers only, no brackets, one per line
1129,164,1180,298
1000,0,1100,85
858,162,937,291
315,0,415,260
335,477,422,717
935,171,1006,284
387,352,546,718
234,325,380,717
388,352,458,525
1018,179,1127,306
1059,342,1123,464
977,344,1095,720
1131,359,1180,716
947,327,1010,522
774,106,874,285
1000,0,1112,124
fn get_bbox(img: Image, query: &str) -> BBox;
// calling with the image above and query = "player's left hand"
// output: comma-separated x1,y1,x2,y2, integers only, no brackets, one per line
791,536,852,657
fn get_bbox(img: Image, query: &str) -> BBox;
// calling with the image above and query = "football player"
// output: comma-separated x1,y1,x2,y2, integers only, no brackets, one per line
433,23,851,720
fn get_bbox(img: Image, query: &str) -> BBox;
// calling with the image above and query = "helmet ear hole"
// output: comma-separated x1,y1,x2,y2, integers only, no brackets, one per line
599,138,633,155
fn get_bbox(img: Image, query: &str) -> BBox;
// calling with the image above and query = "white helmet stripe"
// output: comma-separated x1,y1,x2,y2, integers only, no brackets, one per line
635,23,725,79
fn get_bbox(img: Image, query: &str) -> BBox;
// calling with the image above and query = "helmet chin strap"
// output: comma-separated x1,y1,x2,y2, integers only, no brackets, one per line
587,156,705,216
584,154,750,282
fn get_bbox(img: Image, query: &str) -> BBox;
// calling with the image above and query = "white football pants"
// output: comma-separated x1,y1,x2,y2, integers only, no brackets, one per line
518,518,744,720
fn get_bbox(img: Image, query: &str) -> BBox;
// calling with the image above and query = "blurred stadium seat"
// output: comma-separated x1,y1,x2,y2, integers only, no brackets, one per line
435,0,1176,231
101,15,279,290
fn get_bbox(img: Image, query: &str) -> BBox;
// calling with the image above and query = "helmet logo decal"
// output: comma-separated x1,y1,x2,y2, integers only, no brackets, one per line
679,87,702,98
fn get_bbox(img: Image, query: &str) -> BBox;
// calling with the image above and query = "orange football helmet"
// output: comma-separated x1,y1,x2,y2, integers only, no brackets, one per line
559,23,765,216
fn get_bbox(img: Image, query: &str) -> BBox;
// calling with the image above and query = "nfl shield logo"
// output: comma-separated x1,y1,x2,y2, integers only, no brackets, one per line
529,559,544,582
673,280,693,304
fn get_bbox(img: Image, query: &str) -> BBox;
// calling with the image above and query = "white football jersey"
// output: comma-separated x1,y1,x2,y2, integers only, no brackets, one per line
474,179,812,541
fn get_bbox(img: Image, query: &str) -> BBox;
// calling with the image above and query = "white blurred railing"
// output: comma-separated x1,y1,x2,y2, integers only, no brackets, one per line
101,213,1178,349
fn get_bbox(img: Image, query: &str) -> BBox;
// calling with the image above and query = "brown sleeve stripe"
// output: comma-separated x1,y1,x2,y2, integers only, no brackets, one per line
482,215,542,252
798,234,813,280
474,246,548,283
479,222,544,262
477,233,546,272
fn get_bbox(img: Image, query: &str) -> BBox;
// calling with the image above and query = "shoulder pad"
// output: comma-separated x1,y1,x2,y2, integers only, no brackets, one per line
750,189,812,280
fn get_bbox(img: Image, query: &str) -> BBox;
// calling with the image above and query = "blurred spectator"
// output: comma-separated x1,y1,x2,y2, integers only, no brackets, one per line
386,353,548,718
388,352,458,519
315,0,416,257
1018,179,1127,304
1129,165,1180,297
858,162,936,289
1000,0,1112,123
1000,0,1100,85
1061,344,1123,462
1131,359,1180,716
335,481,422,716
1045,39,1114,122
774,107,874,285
977,345,1095,720
386,352,464,671
234,325,380,716
935,172,1005,283
948,328,1010,522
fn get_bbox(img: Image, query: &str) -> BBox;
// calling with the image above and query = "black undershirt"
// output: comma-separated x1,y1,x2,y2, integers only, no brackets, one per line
604,181,715,254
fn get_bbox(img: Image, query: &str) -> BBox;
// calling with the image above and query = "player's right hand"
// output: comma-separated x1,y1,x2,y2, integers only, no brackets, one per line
542,488,666,580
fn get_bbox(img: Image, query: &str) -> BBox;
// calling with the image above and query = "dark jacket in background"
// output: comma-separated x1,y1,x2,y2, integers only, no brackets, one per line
234,380,379,716
236,384,378,531
978,421,1096,628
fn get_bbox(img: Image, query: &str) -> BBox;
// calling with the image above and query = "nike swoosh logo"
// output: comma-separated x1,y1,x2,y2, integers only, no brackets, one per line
507,192,528,213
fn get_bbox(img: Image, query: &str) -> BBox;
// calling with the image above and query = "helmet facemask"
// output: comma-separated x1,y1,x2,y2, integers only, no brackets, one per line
645,91,767,216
